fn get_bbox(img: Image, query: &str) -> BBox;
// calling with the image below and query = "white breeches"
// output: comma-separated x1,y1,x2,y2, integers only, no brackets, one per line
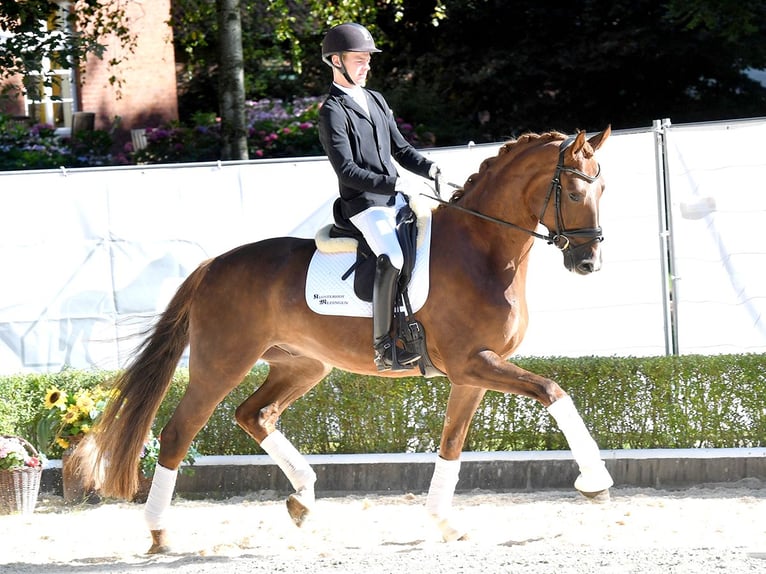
349,194,408,270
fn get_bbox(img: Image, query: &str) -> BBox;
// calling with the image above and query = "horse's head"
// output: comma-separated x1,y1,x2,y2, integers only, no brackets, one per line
537,127,610,275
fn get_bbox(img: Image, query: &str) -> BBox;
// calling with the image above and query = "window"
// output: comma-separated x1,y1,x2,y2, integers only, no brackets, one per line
22,2,77,131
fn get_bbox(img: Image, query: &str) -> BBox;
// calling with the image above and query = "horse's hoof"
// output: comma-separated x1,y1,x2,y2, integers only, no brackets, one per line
578,488,611,503
574,467,614,494
147,529,171,554
286,492,312,527
433,517,468,542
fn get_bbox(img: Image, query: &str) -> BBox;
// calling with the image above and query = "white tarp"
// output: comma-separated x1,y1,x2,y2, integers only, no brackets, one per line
0,119,764,374
0,159,340,373
665,119,766,354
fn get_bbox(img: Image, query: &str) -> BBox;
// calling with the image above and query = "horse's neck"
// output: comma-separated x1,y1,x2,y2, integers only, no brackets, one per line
432,205,535,285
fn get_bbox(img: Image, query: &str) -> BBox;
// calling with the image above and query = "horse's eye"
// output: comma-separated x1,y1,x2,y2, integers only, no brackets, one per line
568,192,581,202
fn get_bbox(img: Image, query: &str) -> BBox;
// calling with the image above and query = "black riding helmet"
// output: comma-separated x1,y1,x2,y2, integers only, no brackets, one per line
321,23,380,85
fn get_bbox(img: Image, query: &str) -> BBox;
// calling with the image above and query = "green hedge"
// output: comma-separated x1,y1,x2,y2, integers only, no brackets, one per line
2,354,764,458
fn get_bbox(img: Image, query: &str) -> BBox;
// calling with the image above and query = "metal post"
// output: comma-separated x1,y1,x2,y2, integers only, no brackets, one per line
652,118,678,355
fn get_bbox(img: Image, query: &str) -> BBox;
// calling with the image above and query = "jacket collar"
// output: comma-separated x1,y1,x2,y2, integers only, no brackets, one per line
329,83,373,123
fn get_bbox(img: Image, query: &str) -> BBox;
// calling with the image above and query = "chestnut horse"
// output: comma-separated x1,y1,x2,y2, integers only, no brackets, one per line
76,127,614,553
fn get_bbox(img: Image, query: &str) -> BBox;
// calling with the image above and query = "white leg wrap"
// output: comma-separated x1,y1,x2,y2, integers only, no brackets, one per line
548,395,613,492
261,430,316,504
144,464,178,531
426,457,465,541
426,457,460,518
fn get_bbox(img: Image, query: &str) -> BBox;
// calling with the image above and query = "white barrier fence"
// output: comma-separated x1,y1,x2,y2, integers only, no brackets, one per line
0,118,764,374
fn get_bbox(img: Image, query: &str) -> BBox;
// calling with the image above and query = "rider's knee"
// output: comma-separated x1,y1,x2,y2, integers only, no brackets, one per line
380,251,403,271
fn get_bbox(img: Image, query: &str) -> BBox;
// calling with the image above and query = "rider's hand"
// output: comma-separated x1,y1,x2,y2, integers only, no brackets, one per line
395,178,420,199
428,164,446,199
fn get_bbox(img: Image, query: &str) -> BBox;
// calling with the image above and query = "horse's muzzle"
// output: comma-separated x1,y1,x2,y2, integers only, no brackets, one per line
563,243,602,275
573,256,601,275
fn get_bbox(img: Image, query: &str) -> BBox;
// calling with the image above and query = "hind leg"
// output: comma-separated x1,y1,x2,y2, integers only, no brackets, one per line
146,355,262,554
235,348,331,527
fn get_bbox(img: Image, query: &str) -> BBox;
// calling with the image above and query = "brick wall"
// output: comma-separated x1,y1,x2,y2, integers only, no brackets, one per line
0,74,26,116
78,0,178,133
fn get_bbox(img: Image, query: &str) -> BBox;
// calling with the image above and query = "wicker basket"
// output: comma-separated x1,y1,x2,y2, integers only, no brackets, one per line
0,436,43,515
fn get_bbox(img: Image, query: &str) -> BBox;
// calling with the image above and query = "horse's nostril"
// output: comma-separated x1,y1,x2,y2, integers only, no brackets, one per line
578,261,595,274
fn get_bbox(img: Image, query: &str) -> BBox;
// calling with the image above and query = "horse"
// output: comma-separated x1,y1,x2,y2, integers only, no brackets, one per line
75,126,614,554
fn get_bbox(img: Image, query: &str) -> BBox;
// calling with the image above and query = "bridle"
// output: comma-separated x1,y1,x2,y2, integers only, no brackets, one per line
425,136,604,252
540,135,604,251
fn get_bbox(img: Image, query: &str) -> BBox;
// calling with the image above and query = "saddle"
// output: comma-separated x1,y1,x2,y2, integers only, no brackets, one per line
327,198,442,377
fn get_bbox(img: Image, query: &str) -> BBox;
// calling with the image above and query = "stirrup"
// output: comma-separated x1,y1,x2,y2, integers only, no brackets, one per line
374,338,420,372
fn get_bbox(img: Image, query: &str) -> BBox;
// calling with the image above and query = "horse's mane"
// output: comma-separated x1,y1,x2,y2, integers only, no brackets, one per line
447,131,568,203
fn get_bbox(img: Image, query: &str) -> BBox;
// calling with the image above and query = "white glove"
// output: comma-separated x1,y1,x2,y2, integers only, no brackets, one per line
395,177,420,199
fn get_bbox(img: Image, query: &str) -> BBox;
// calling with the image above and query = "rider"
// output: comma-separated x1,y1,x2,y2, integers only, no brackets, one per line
318,22,442,372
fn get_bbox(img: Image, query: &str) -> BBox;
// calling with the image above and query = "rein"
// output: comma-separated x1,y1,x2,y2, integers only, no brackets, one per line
423,136,603,251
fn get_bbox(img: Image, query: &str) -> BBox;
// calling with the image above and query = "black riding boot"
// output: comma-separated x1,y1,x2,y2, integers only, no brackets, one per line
373,255,421,371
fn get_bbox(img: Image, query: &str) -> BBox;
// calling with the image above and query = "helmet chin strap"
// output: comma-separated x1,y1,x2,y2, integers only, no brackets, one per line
341,66,356,86
327,53,356,86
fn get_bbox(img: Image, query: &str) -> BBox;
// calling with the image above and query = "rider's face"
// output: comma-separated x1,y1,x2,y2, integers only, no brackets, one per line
337,52,371,86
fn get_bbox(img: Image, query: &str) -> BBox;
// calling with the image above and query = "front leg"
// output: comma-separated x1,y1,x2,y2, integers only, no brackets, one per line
547,395,613,497
450,350,613,498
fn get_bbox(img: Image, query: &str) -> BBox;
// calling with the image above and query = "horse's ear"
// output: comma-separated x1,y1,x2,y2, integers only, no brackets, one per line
567,130,589,160
571,131,587,155
587,125,611,152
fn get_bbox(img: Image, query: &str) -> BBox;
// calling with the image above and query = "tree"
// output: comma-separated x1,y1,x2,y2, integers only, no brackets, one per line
0,0,136,112
217,0,247,160
171,1,765,147
374,0,766,142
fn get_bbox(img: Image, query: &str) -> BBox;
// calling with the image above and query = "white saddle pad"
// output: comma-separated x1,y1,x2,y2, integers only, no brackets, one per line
305,211,433,317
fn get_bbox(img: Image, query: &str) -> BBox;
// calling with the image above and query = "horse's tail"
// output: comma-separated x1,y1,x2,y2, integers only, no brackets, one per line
75,259,212,500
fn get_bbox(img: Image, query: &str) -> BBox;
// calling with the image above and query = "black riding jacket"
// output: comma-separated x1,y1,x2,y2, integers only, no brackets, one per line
318,84,434,224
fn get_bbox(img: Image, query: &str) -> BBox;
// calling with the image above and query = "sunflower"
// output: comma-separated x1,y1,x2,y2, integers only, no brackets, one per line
75,391,95,415
44,388,67,410
41,384,110,453
62,405,81,424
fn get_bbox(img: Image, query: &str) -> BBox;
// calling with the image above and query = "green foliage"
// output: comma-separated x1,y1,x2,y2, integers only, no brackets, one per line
172,1,766,145
245,97,323,159
1,354,764,459
131,120,221,164
139,433,199,478
0,113,116,171
0,369,115,458
131,97,328,164
0,1,136,99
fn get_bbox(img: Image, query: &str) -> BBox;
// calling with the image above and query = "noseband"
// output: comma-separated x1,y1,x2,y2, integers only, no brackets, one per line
427,136,604,252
